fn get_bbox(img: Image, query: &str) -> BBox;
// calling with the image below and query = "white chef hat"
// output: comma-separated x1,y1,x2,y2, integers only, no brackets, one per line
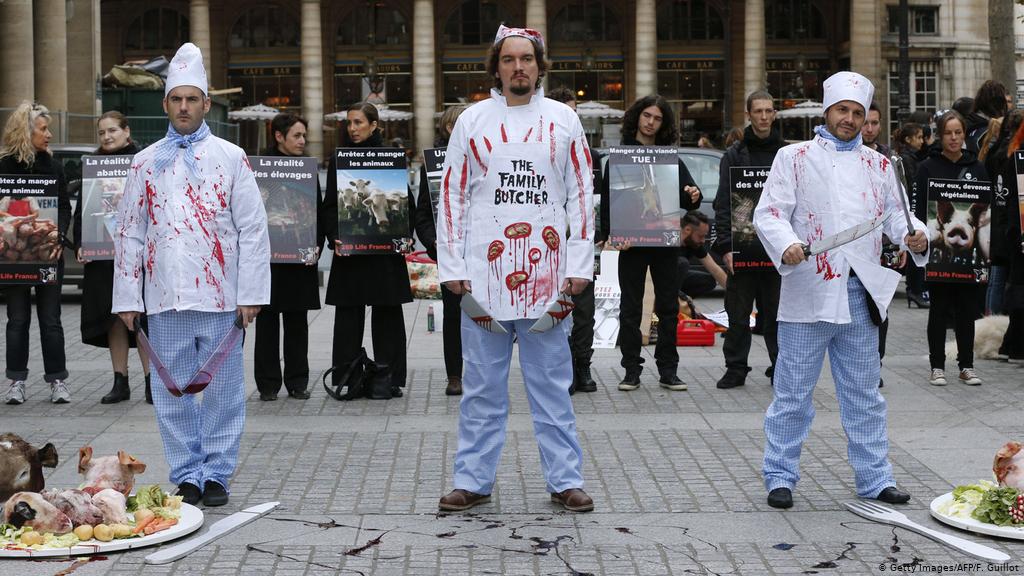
165,43,208,97
821,71,874,115
494,24,546,50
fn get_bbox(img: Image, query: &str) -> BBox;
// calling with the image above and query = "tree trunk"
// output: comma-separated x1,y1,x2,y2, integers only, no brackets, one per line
990,0,1017,101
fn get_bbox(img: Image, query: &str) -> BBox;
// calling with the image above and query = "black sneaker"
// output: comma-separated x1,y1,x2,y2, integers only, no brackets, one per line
716,370,746,389
617,368,641,391
177,482,202,506
658,373,688,391
203,481,229,507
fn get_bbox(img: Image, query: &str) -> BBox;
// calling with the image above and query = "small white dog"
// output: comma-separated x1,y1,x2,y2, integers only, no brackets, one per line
945,315,1009,360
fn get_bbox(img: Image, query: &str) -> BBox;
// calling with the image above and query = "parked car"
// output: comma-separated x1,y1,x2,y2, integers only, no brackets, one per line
50,143,99,288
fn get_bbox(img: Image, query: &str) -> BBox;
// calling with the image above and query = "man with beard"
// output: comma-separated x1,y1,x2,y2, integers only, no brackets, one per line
714,90,785,390
753,71,929,509
861,102,891,157
113,43,270,507
677,210,727,297
436,25,595,513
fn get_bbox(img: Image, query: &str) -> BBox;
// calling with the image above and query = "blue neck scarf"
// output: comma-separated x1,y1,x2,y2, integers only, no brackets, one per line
814,124,862,152
152,121,211,178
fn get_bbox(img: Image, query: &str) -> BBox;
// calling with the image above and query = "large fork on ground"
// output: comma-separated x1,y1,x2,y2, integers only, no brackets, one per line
844,500,1011,563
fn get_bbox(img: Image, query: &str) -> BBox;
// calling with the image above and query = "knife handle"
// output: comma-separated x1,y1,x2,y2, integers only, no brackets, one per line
801,244,811,258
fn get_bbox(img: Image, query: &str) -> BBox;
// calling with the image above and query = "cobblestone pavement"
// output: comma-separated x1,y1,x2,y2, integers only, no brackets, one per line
2,285,1023,575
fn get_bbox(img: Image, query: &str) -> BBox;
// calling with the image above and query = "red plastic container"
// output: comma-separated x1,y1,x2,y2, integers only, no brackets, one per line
676,319,716,346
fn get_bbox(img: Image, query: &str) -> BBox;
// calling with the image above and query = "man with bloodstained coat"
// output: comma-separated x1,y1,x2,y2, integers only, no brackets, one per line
112,43,270,508
436,25,595,512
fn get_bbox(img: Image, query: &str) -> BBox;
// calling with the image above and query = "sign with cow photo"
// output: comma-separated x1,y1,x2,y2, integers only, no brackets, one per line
0,174,61,284
607,146,680,247
728,166,773,270
250,156,319,264
79,154,132,260
422,147,446,223
925,177,991,284
335,148,412,255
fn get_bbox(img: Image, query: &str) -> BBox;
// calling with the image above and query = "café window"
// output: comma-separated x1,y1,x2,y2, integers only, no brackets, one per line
656,0,725,41
442,63,492,106
765,0,827,41
124,8,189,52
338,3,409,46
230,6,300,48
444,0,508,46
656,61,725,144
766,59,828,103
334,63,412,109
887,60,939,135
549,0,621,43
886,6,938,35
227,67,302,109
547,61,624,105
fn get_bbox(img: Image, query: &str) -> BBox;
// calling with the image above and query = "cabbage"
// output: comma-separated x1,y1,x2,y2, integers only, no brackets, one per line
129,484,167,512
37,532,80,549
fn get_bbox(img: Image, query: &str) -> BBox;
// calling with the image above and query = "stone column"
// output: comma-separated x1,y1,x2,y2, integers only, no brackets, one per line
634,0,656,99
189,0,212,75
0,0,34,107
850,0,882,100
743,0,765,99
301,0,324,161
412,0,436,154
67,0,103,141
525,0,547,49
35,0,68,116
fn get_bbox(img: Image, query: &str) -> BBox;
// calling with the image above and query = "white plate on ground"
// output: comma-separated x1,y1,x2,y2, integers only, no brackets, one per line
0,503,203,558
930,492,1024,541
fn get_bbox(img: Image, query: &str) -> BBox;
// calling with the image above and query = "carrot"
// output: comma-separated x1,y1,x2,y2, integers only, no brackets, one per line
144,518,178,535
132,516,157,534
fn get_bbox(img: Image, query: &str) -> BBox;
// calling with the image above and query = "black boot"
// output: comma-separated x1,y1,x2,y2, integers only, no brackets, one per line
144,373,153,404
101,372,130,404
575,361,597,393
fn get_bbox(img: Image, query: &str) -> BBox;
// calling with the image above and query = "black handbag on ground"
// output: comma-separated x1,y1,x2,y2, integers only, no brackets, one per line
321,348,393,400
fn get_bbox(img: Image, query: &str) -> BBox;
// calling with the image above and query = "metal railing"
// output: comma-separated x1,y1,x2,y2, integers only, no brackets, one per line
0,108,239,146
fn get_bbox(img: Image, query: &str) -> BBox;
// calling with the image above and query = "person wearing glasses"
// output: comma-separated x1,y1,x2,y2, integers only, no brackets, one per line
112,44,270,508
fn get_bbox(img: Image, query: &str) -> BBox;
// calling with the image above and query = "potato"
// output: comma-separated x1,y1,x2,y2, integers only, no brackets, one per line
93,524,113,542
19,531,43,546
73,525,94,541
111,524,131,538
133,508,155,526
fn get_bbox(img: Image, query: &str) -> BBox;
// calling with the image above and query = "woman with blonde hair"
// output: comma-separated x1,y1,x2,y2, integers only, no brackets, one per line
0,102,73,404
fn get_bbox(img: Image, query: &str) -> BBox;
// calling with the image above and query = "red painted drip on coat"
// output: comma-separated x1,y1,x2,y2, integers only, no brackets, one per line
549,123,556,165
212,235,225,273
203,261,225,308
442,166,455,250
483,137,492,153
500,124,508,143
242,157,253,171
582,142,593,171
458,157,468,238
469,138,488,173
144,180,160,225
768,206,781,219
880,156,889,173
523,127,533,142
570,141,589,239
537,116,543,142
816,252,841,281
792,144,810,186
145,240,156,276
212,182,227,209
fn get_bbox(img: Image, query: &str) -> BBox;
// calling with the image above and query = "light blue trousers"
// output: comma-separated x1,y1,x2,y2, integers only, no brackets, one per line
762,276,895,498
453,314,585,495
148,310,246,491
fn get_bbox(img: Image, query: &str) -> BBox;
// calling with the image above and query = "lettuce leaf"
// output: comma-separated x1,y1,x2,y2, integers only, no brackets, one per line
971,486,1022,526
131,485,167,512
150,506,181,520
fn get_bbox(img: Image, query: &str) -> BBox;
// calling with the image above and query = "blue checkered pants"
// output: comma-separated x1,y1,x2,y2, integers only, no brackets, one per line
762,276,895,498
148,310,245,491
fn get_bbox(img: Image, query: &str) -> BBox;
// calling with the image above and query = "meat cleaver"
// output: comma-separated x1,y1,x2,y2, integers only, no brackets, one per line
144,501,279,564
801,216,884,257
528,292,576,333
460,292,508,334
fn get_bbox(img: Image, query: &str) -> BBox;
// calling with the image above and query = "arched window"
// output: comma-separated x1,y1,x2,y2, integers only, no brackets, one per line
549,0,621,43
124,8,189,52
230,6,300,49
765,0,827,41
338,2,409,46
443,0,507,46
656,0,724,41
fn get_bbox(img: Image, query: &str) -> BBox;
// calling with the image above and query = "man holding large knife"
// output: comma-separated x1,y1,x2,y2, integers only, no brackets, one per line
753,71,929,509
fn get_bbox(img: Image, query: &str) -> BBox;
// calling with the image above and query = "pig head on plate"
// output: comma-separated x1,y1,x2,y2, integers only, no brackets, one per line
78,446,146,496
994,441,1024,490
0,433,58,503
2,492,73,534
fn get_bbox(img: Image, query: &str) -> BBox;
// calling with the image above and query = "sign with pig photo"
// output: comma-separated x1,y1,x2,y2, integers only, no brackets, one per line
423,147,446,223
925,177,991,284
335,148,413,255
79,154,132,260
250,156,319,264
729,166,773,270
0,174,61,284
607,146,680,247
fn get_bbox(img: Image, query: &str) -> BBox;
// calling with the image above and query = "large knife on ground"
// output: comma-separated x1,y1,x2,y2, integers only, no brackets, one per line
460,292,508,334
801,216,884,258
144,501,279,564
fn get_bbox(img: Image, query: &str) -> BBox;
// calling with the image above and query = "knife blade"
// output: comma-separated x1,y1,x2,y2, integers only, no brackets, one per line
528,292,576,333
801,216,884,257
890,155,916,233
460,292,508,334
144,501,279,565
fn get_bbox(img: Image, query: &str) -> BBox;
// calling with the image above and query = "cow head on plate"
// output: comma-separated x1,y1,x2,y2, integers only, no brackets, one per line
0,433,58,503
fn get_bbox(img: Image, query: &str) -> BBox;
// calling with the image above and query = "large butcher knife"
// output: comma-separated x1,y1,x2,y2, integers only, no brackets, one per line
144,501,279,564
890,155,917,232
460,292,508,334
528,292,576,333
801,216,884,257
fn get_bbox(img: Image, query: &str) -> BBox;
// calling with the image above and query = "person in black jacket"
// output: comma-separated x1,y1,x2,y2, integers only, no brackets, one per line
895,122,929,307
602,95,702,392
915,111,988,386
413,105,465,396
73,111,149,404
965,81,1008,154
712,90,784,390
324,102,413,397
998,113,1024,362
254,113,325,401
0,102,73,405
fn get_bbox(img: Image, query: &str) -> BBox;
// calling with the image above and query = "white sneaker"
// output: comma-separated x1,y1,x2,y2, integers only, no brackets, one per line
4,380,26,404
928,369,947,386
958,368,982,386
49,380,70,403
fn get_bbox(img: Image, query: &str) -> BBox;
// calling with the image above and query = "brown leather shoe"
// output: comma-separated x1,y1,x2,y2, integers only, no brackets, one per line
438,489,490,511
550,488,594,512
445,377,463,396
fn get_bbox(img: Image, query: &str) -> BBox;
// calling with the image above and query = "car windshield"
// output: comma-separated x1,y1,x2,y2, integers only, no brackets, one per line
678,152,719,202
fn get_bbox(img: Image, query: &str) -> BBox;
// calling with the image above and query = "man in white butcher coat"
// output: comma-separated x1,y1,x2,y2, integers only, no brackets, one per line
436,25,595,512
753,71,929,509
113,43,270,507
